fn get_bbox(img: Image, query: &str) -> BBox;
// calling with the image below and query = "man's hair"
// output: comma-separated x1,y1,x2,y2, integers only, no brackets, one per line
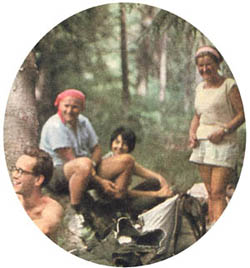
23,147,53,187
110,126,136,153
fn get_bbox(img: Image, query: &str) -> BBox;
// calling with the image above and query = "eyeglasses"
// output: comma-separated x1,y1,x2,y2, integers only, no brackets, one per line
12,167,36,176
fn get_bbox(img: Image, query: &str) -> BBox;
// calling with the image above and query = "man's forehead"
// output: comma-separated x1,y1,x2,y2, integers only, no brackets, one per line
17,154,37,166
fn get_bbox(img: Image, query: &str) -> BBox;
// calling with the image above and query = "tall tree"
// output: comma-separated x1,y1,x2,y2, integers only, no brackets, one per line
136,6,155,96
158,32,167,102
4,51,39,170
120,3,131,108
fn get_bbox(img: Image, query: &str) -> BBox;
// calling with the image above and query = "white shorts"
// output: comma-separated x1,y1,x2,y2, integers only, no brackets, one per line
189,140,239,169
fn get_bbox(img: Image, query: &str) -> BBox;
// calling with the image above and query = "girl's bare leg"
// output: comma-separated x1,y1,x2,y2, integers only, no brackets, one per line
210,166,232,222
199,164,213,223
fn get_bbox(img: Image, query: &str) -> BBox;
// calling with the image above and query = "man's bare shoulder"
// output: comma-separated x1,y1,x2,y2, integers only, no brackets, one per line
42,195,64,215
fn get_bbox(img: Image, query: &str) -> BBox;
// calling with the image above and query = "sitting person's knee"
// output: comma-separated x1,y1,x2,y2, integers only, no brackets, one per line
64,157,92,177
76,157,92,173
120,154,135,169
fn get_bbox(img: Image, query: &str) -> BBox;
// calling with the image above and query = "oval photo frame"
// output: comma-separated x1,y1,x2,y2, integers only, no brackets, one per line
1,1,248,268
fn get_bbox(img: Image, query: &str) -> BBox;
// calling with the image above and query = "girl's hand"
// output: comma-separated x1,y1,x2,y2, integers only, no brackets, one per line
188,133,199,148
157,176,168,188
157,185,173,198
101,179,118,196
208,129,224,144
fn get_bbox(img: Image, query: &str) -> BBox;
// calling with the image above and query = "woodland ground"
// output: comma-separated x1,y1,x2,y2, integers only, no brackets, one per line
45,127,245,266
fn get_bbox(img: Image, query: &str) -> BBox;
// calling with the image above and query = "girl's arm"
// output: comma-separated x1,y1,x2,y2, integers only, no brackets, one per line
134,162,168,187
128,162,172,198
128,185,172,198
208,86,245,144
188,113,200,148
225,85,245,131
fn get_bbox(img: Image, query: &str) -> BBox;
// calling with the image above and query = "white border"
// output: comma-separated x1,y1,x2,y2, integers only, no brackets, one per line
1,1,249,267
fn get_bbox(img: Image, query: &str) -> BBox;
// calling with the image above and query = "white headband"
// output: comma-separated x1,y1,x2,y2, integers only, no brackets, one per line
195,46,221,60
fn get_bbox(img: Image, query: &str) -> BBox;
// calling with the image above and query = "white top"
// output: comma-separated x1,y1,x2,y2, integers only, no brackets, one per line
40,113,98,166
194,78,237,140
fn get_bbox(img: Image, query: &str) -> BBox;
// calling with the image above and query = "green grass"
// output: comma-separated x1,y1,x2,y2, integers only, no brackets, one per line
130,135,201,192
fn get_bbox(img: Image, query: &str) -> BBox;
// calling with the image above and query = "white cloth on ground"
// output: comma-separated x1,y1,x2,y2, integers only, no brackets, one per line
137,194,179,253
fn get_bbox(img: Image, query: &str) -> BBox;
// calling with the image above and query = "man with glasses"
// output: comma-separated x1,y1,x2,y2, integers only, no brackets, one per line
12,147,63,240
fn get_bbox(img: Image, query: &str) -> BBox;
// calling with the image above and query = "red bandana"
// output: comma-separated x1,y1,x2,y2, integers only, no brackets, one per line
54,89,86,123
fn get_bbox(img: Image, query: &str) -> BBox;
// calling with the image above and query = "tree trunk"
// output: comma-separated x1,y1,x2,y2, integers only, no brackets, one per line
183,24,197,112
136,6,154,96
120,4,130,108
159,32,167,102
4,50,39,171
35,62,54,131
152,32,168,102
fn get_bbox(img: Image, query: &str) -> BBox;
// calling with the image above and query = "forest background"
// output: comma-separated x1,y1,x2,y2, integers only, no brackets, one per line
0,0,250,267
4,3,246,190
